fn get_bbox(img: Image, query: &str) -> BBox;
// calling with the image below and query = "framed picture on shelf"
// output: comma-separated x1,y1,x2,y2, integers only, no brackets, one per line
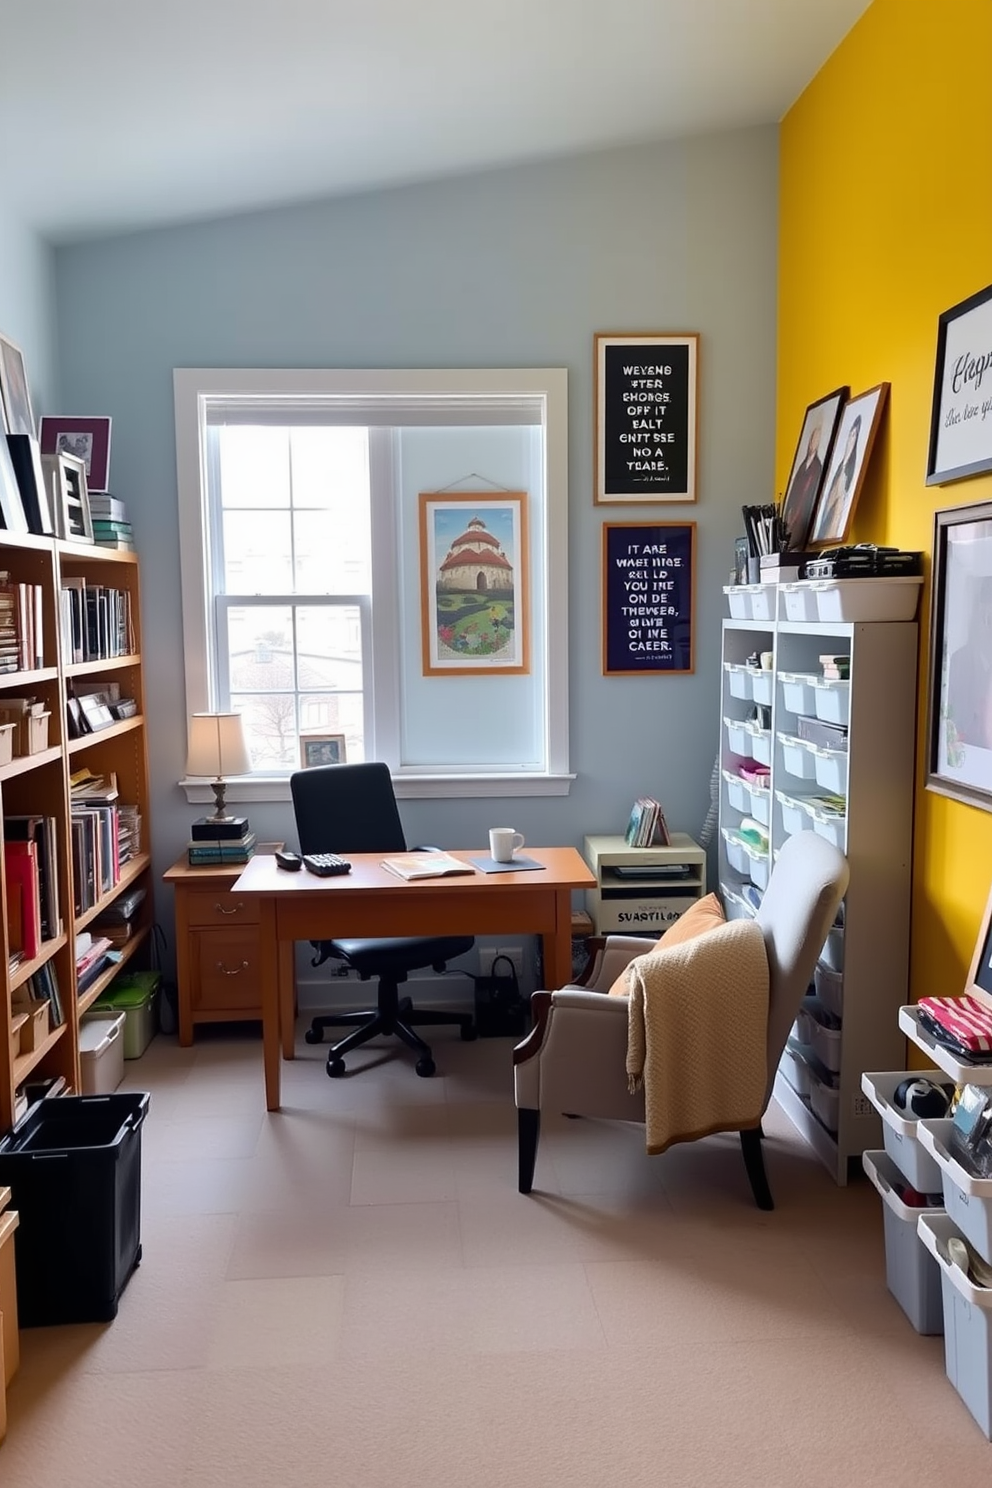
807,383,889,547
39,415,112,492
77,692,115,732
0,333,35,438
594,332,698,503
5,434,55,535
779,386,848,550
418,491,529,676
0,432,29,533
966,878,992,1003
925,500,992,813
42,451,94,542
926,282,992,487
299,733,346,769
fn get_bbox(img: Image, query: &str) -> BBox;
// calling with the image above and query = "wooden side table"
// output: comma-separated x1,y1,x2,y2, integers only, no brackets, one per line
164,855,294,1046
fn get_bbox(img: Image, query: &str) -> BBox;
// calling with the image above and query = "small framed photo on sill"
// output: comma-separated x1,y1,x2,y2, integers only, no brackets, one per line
299,733,346,769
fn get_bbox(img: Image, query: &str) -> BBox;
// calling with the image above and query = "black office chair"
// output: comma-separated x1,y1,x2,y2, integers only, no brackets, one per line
289,761,476,1078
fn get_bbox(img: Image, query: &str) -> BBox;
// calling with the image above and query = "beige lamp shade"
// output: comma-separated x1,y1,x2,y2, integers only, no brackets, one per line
185,712,251,820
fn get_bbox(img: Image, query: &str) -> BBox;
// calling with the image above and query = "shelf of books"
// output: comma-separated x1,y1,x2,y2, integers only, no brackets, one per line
0,533,152,1134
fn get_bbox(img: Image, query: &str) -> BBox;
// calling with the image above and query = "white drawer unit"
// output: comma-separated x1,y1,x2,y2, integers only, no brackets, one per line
721,609,918,1185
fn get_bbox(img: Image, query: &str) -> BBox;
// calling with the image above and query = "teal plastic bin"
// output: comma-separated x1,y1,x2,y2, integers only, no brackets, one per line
94,972,161,1059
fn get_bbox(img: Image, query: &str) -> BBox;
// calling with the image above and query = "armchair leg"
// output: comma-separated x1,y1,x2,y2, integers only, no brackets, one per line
518,1108,540,1194
740,1127,774,1211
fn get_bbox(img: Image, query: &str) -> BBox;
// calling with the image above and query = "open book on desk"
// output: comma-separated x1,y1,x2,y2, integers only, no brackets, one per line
380,851,475,881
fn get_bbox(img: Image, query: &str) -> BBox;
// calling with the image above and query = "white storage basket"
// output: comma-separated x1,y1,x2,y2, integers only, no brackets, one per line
724,717,750,757
813,746,849,796
918,1118,992,1265
811,677,851,725
751,670,774,708
743,780,770,826
807,1002,842,1074
724,663,752,700
723,585,750,619
810,577,923,623
809,1064,840,1133
919,1213,992,1438
747,725,772,767
778,733,817,781
776,790,815,837
778,672,817,716
780,582,819,622
722,769,747,813
863,1150,944,1335
780,1039,813,1099
811,805,846,849
721,828,749,877
861,1070,946,1194
747,584,775,622
813,961,844,1020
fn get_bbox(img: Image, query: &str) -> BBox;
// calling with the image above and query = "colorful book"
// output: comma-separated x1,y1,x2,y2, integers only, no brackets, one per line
380,851,474,881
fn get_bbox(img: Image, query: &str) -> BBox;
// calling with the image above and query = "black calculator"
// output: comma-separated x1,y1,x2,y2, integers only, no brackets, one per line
303,852,352,877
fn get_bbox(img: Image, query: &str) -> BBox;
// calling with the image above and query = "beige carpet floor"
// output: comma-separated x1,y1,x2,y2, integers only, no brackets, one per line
1,1025,989,1486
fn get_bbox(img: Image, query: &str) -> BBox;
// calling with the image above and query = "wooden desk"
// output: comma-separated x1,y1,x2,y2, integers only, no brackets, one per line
232,847,596,1110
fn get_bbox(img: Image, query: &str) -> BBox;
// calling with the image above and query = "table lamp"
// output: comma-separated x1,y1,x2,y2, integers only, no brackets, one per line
185,712,251,822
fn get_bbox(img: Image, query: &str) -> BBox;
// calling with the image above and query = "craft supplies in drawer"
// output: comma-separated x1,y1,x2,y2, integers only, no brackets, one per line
780,582,819,622
861,1070,949,1194
811,676,851,726
776,789,816,837
813,960,844,1020
918,1119,992,1265
722,769,747,813
808,576,923,623
809,1063,840,1133
813,745,849,796
777,732,817,781
778,671,817,716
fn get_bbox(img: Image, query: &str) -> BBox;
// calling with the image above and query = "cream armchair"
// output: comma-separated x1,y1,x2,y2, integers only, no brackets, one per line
513,831,849,1209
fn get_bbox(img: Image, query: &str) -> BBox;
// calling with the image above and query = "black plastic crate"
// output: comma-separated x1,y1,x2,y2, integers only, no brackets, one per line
0,1091,149,1326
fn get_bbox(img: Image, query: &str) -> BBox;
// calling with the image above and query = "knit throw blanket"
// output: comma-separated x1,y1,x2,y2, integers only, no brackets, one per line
625,918,769,1155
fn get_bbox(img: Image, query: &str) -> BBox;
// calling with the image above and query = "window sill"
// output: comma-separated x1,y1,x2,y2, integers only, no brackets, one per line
180,773,575,804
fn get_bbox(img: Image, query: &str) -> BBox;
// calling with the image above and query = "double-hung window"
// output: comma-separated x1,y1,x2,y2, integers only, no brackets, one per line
174,369,571,799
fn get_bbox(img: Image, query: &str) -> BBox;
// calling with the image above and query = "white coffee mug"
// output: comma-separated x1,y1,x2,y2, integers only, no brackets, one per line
490,827,525,863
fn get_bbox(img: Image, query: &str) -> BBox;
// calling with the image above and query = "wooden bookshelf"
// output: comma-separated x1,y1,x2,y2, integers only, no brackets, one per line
0,535,152,1134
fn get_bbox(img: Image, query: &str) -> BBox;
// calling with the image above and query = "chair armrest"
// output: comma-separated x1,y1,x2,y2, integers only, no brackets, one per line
551,989,630,1012
586,936,657,993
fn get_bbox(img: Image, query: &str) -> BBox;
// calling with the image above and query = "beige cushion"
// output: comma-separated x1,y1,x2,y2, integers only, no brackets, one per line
608,892,726,996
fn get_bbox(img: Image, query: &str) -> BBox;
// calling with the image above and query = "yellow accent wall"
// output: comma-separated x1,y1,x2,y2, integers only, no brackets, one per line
779,0,992,1007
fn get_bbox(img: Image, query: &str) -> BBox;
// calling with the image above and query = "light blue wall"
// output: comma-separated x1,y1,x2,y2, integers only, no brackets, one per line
0,210,57,421
52,128,778,915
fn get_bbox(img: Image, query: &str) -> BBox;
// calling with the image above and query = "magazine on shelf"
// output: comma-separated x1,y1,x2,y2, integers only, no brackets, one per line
380,851,475,881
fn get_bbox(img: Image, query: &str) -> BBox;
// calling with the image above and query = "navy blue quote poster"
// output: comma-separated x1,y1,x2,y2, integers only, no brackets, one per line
595,334,698,503
602,523,694,675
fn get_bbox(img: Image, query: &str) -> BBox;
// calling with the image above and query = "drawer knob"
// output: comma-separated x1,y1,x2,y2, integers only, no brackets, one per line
215,901,245,916
216,960,250,976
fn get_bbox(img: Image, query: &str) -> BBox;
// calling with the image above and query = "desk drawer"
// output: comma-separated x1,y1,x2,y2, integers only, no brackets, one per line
185,890,260,929
192,927,262,1014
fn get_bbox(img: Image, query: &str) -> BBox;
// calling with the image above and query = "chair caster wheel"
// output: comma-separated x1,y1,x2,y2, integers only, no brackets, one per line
460,1023,477,1041
415,1057,436,1077
305,1028,323,1045
326,1057,346,1078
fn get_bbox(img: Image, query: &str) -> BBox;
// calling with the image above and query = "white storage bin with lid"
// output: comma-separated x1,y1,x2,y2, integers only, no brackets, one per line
721,828,749,877
918,1118,992,1264
743,779,770,826
821,923,844,972
792,1005,815,1047
861,1070,946,1194
863,1150,944,1335
811,676,851,725
723,585,750,619
809,576,923,623
747,584,775,621
776,790,815,837
813,746,849,796
78,1011,126,1095
811,804,846,849
723,663,752,701
721,883,756,922
809,1063,840,1133
722,770,747,813
778,733,817,781
780,1038,813,1099
918,1212,992,1439
814,960,844,1020
746,724,772,767
751,669,774,708
743,843,770,891
780,581,819,622
778,672,817,716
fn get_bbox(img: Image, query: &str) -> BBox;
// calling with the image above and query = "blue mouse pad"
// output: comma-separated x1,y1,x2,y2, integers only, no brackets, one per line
470,855,546,874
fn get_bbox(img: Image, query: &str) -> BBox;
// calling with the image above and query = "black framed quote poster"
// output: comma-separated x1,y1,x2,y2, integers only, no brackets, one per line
594,332,698,503
602,522,694,675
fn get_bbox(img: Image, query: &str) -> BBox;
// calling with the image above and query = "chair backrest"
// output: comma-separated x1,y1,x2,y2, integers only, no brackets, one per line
290,761,407,855
755,831,850,1105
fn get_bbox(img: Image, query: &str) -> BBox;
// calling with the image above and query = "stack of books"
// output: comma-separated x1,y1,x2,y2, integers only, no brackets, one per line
819,653,850,681
188,816,255,867
90,494,134,551
624,796,671,848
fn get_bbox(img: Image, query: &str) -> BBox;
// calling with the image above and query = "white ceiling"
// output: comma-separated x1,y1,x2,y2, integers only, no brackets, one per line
3,0,870,244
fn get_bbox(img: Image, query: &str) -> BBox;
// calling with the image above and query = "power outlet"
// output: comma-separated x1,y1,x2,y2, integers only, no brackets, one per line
852,1094,874,1119
478,943,525,981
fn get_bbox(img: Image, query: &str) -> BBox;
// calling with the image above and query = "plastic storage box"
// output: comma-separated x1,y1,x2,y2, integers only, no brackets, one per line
723,770,747,813
813,961,844,1020
808,576,923,623
0,1091,149,1325
918,1117,992,1263
863,1150,944,1335
94,972,161,1059
780,582,819,622
861,1071,945,1193
809,1063,840,1133
79,1011,125,1094
778,672,817,715
919,1212,992,1438
811,677,850,725
778,734,817,781
777,790,815,837
780,1039,813,1099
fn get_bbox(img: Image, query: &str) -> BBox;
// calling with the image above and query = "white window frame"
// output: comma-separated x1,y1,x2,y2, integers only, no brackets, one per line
174,367,572,801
